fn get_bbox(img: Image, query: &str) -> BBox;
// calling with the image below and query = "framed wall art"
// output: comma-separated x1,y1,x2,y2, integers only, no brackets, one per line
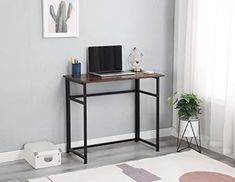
43,0,79,38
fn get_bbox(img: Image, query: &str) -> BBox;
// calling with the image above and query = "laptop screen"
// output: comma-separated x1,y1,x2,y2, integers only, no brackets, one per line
88,45,122,73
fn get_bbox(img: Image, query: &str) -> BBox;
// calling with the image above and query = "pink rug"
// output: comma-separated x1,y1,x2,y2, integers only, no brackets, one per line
180,171,235,182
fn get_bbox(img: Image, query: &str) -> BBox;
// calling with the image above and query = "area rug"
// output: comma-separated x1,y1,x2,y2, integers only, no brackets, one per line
28,150,235,182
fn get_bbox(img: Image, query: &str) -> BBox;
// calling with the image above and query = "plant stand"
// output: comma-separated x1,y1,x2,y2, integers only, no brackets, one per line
177,119,201,153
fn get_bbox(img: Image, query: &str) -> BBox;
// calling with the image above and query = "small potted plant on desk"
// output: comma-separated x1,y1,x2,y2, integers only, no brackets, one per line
168,93,202,153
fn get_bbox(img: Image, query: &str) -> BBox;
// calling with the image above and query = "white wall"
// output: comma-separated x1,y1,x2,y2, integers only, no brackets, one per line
0,0,174,152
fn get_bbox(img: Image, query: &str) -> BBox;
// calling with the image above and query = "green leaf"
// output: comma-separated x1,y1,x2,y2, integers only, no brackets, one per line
169,92,202,119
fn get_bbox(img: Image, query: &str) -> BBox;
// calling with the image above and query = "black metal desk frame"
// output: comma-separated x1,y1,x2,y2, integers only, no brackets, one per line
65,76,160,164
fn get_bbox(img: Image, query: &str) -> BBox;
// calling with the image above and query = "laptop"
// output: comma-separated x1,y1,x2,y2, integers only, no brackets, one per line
88,45,135,77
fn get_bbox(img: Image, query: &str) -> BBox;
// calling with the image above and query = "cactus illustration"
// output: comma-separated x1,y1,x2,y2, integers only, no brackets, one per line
49,1,73,33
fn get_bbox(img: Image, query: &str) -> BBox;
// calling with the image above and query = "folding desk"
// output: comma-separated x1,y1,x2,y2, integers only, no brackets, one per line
63,72,164,164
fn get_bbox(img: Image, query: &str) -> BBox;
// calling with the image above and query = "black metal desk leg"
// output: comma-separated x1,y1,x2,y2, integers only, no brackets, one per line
156,78,160,151
65,79,71,153
135,79,140,142
83,84,88,164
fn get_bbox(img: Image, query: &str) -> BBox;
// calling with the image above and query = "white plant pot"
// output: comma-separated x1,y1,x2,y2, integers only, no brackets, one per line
179,120,199,138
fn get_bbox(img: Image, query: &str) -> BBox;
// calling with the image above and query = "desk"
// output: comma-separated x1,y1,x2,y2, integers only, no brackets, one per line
63,72,164,164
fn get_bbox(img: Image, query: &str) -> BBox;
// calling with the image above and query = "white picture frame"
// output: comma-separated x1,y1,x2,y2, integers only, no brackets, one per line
43,0,79,38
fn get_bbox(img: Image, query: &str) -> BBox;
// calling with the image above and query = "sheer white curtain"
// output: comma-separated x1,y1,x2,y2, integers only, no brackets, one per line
174,0,235,155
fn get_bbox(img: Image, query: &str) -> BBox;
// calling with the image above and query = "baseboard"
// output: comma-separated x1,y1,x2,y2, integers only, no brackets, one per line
0,150,25,164
0,128,173,164
58,128,173,152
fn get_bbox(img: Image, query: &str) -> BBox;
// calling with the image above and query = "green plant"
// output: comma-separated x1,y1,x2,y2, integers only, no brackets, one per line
168,92,202,120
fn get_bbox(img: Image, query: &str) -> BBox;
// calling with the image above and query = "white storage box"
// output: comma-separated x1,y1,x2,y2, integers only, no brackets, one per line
24,142,61,169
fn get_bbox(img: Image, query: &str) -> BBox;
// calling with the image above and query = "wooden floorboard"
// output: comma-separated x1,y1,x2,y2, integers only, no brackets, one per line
0,136,234,182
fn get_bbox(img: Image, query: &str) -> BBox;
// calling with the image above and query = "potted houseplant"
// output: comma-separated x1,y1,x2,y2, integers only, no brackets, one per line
168,93,202,137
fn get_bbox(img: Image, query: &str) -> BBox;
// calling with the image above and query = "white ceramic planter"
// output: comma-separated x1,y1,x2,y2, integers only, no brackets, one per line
179,120,199,137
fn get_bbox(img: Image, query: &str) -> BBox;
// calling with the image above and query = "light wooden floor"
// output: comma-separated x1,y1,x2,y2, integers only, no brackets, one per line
0,136,234,182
